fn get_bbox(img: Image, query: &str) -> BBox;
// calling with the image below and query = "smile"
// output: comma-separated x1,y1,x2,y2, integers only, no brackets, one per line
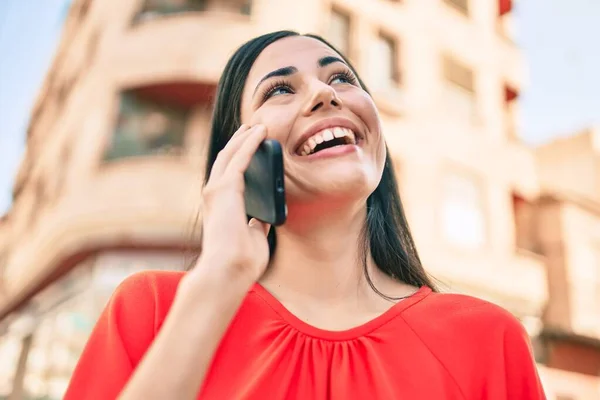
298,127,357,156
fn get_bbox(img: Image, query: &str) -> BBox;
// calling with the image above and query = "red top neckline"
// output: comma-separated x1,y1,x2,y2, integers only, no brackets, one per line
251,283,432,341
65,271,548,399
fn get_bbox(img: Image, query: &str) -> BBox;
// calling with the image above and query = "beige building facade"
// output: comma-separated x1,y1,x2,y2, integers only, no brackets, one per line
0,0,598,398
533,128,600,398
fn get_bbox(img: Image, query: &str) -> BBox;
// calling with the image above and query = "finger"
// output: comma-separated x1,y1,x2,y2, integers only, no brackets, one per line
224,124,264,157
209,124,254,179
249,218,271,237
230,124,250,140
225,125,267,175
209,124,251,178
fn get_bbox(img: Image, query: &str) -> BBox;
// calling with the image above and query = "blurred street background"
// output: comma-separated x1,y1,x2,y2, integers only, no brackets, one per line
1,0,600,398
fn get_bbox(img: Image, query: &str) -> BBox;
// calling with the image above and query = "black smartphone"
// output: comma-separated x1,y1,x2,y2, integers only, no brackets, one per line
243,139,287,226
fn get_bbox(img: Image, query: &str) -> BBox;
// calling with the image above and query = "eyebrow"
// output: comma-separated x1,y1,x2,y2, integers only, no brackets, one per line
318,55,345,68
253,56,347,96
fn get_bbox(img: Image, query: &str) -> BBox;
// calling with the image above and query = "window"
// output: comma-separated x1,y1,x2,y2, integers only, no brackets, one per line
512,193,540,254
440,171,486,249
442,55,477,124
104,92,189,161
369,32,400,92
203,0,252,15
328,8,351,57
13,252,185,400
138,0,206,16
0,333,22,398
570,243,600,336
499,0,513,16
497,0,515,38
240,0,252,15
23,295,95,400
136,0,251,19
444,0,469,15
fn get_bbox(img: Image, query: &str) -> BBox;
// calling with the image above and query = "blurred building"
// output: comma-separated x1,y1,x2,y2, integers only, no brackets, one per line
0,0,597,398
533,127,600,398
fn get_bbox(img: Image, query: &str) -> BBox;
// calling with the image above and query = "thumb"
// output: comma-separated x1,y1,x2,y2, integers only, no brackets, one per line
248,218,271,237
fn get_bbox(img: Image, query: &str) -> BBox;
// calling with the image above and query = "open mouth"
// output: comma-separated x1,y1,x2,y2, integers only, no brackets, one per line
298,127,357,156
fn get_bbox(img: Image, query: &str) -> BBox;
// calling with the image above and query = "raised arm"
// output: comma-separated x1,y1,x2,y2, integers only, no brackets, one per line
65,125,271,400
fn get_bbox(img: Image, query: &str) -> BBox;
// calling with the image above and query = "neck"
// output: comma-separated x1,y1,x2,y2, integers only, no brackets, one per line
260,199,380,305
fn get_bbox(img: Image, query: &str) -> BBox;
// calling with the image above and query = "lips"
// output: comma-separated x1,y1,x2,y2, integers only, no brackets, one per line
294,118,363,156
297,127,356,156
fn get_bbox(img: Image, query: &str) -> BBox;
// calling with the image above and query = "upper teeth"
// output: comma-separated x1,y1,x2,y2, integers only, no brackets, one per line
300,127,356,156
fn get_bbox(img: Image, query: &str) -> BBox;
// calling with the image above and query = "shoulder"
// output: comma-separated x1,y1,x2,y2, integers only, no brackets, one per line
109,270,187,330
114,269,186,298
406,289,525,335
67,270,187,382
402,289,530,360
401,290,537,395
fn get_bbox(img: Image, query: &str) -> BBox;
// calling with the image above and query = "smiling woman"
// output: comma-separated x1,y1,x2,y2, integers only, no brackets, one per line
64,31,546,400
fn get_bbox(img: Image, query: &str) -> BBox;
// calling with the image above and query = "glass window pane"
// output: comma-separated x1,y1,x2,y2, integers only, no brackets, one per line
104,92,188,161
369,34,398,91
443,56,474,92
18,251,185,400
328,9,350,56
23,292,96,400
441,172,486,248
141,0,206,14
570,244,600,336
138,0,252,16
0,334,21,398
441,57,476,122
444,0,469,15
442,84,476,123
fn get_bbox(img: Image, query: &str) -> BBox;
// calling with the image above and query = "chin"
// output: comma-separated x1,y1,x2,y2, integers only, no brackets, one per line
293,170,378,203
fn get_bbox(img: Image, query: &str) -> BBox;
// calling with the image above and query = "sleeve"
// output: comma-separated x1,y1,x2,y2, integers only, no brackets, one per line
488,316,547,400
64,272,158,400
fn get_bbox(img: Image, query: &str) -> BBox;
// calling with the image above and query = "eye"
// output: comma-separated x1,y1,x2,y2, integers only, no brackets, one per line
270,86,293,97
261,80,294,102
329,70,358,86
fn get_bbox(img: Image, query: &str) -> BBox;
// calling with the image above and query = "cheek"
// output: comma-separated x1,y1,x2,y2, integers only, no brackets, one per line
347,94,386,169
245,106,297,142
347,98,383,153
344,92,380,133
361,100,382,135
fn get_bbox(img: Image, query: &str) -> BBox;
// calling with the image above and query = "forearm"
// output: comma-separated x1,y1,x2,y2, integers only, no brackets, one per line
118,263,253,400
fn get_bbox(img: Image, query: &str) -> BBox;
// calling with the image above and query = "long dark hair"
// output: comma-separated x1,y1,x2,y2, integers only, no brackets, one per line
200,30,437,296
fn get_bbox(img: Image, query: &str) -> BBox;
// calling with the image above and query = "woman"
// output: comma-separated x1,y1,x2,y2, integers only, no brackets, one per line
65,31,546,399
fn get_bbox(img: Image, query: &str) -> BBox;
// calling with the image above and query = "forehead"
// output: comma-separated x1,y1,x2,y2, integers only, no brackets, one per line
245,36,340,88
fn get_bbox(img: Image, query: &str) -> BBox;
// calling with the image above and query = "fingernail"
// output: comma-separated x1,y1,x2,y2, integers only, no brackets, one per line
263,224,272,236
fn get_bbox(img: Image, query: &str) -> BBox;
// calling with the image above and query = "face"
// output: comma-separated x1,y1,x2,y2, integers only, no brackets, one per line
240,36,386,205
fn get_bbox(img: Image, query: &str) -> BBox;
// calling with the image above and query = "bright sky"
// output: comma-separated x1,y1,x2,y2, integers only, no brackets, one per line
516,0,600,142
0,0,71,214
0,0,599,215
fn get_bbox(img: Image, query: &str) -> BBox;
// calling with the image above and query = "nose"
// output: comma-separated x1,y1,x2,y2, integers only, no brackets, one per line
302,81,343,116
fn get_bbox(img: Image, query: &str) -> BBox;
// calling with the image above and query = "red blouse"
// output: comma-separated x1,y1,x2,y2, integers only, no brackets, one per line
65,270,546,399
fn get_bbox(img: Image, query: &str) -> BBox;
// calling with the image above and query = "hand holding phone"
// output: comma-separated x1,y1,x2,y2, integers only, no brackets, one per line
198,124,273,282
